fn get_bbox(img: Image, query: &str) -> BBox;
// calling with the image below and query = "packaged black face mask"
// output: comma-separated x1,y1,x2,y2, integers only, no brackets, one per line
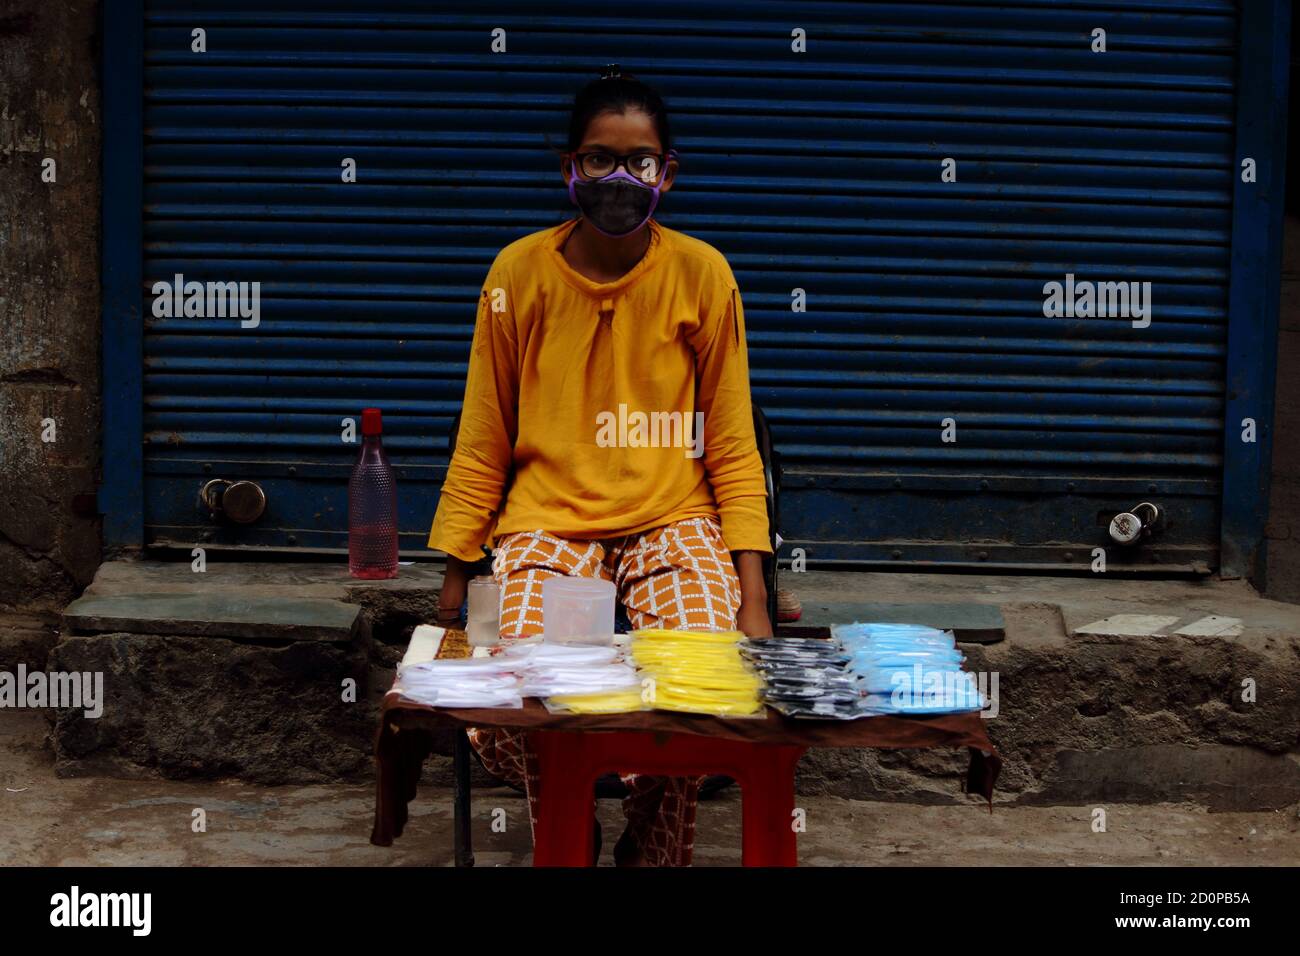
740,638,869,720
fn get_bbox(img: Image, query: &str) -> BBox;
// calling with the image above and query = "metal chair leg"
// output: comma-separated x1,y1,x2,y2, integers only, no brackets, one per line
453,727,475,867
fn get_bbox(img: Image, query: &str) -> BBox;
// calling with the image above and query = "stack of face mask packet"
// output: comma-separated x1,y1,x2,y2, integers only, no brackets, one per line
630,628,764,716
833,622,985,715
396,657,524,709
738,638,864,719
497,642,642,713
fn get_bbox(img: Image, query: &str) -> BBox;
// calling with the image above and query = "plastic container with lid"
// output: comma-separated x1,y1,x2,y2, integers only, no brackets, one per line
542,576,616,646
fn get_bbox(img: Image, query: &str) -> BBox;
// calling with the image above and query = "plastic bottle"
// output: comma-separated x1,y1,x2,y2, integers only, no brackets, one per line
348,407,398,579
466,576,501,647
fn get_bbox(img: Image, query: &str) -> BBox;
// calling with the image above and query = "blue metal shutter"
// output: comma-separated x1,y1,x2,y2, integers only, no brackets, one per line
141,0,1237,569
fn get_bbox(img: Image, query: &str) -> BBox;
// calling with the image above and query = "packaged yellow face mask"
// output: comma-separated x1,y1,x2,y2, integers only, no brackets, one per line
545,686,647,715
634,628,746,645
630,628,764,717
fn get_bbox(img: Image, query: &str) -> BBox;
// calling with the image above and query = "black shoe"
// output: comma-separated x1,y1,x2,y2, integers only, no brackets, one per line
613,824,643,867
698,775,735,799
593,772,629,799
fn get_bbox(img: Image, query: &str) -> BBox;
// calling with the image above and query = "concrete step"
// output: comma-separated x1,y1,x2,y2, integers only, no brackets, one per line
41,558,1300,809
63,592,363,643
0,611,61,669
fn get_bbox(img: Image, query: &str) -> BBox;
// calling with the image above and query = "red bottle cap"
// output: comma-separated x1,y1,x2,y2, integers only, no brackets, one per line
361,408,383,436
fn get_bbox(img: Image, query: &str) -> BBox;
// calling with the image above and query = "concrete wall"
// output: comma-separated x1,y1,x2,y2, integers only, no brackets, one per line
1257,18,1299,598
1264,214,1300,601
0,2,102,614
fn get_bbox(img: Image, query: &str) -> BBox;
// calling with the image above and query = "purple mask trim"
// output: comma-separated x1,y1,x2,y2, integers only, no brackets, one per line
566,150,677,238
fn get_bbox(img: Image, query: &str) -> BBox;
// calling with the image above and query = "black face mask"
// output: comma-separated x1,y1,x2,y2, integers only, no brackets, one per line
568,169,661,238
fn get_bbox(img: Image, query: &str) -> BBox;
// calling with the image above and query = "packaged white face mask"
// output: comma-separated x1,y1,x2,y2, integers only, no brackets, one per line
396,658,525,709
517,643,639,697
509,644,622,665
401,657,522,675
521,665,641,698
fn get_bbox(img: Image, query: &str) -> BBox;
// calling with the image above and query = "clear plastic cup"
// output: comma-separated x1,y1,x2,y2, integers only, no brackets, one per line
466,576,501,647
542,576,615,646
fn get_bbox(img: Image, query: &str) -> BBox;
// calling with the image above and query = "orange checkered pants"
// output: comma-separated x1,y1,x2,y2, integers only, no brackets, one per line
467,516,743,866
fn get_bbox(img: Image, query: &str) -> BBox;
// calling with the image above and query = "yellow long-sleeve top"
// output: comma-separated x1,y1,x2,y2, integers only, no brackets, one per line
428,218,771,562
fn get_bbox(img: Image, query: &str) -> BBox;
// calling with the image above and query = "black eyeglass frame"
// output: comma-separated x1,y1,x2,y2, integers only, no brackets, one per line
569,149,677,184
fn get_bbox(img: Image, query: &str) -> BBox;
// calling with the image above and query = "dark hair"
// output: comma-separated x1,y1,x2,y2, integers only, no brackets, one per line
566,67,672,152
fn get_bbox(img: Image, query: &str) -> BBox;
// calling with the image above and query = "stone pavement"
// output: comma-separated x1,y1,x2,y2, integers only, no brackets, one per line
0,710,1295,867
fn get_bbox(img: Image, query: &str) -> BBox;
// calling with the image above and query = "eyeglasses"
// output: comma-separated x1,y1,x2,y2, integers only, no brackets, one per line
572,151,668,184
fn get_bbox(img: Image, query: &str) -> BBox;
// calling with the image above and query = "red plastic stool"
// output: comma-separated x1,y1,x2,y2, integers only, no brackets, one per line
529,729,806,866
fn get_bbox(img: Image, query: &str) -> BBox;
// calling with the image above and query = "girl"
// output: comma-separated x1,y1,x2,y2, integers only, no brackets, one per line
429,69,772,866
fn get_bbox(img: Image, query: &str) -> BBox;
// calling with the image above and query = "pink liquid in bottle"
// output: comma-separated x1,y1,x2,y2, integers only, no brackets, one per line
348,407,398,579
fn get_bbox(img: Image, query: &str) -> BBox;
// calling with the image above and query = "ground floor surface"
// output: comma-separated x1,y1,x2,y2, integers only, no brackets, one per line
1,711,1294,867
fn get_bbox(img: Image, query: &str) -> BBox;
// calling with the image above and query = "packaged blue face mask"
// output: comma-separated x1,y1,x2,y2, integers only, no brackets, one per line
833,622,954,644
855,665,967,695
852,650,967,665
860,692,984,715
742,627,985,720
858,635,956,649
831,622,983,715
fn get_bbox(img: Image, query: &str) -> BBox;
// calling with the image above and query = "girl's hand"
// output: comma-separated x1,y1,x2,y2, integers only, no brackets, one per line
437,555,471,626
736,600,773,638
731,550,772,637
